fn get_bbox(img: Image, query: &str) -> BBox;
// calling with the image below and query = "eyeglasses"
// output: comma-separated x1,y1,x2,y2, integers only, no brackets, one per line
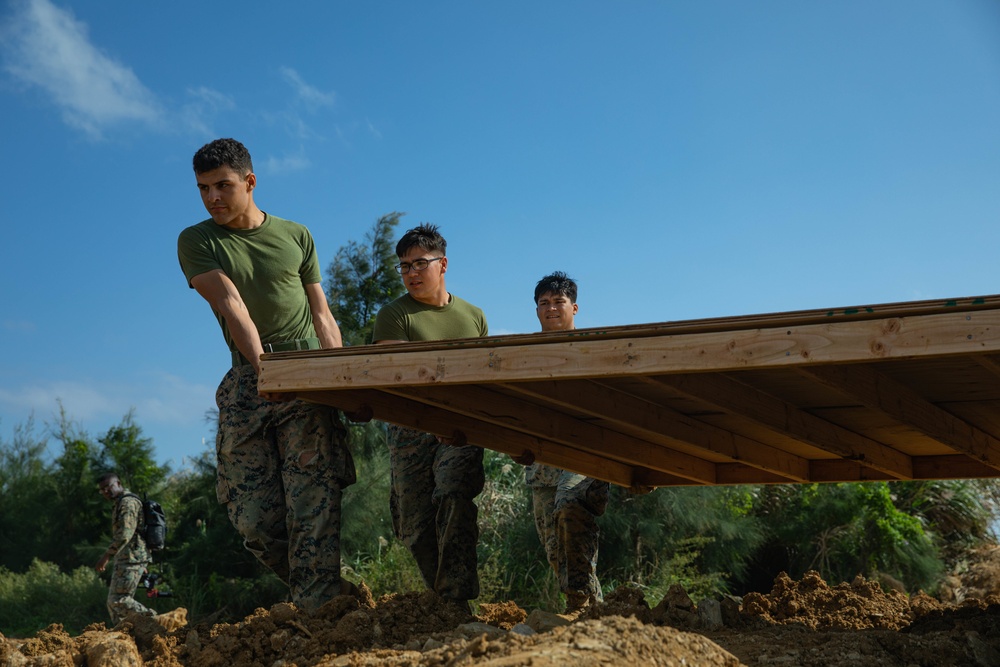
395,257,444,274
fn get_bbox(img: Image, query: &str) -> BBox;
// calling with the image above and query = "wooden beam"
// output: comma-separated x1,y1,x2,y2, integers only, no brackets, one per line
799,364,1000,471
259,308,1000,392
648,373,914,480
295,389,642,489
382,384,719,485
502,379,809,482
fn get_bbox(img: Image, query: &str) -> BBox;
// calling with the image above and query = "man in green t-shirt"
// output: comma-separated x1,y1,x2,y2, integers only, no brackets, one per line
177,138,355,612
523,271,609,615
372,223,487,614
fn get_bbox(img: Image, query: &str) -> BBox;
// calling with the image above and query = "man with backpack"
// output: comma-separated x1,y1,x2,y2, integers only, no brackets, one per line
95,472,156,624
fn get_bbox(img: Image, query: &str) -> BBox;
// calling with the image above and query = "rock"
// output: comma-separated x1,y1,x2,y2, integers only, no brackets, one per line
509,623,536,636
457,622,506,640
524,609,572,633
698,598,723,630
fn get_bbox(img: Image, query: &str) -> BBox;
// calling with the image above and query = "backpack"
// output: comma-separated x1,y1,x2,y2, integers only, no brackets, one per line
124,493,167,551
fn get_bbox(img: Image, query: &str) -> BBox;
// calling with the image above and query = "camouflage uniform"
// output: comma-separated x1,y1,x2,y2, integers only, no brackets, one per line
106,490,154,624
388,425,484,601
525,463,609,606
215,364,355,611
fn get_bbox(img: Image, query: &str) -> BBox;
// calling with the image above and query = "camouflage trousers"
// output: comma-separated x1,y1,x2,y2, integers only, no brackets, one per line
388,425,484,601
107,560,153,625
529,467,609,601
215,365,355,611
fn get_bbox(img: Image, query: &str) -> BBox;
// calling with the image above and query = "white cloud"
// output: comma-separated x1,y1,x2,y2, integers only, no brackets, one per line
279,67,335,110
263,151,311,174
1,0,161,138
0,373,214,430
179,86,236,136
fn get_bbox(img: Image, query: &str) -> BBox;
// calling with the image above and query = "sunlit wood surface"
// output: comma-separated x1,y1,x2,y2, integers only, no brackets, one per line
259,294,1000,490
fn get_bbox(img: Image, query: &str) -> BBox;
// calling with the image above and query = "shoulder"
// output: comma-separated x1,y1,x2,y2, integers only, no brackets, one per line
117,493,142,512
450,295,484,312
178,219,217,243
265,214,310,235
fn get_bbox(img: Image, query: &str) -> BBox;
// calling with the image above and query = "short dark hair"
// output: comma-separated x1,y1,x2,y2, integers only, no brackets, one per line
396,223,447,257
97,472,119,485
534,271,578,303
192,138,253,176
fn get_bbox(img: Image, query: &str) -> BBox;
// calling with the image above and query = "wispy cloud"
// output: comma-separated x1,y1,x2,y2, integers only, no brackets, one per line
262,151,311,174
1,0,161,138
280,67,335,110
0,373,214,430
179,86,236,136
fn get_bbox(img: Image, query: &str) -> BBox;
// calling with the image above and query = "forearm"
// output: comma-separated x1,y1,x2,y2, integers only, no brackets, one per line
305,283,343,349
313,311,342,348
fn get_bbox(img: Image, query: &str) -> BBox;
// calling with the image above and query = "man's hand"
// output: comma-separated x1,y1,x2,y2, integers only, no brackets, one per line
95,552,111,573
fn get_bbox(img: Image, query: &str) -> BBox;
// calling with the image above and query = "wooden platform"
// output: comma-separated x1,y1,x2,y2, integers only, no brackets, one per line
259,294,1000,491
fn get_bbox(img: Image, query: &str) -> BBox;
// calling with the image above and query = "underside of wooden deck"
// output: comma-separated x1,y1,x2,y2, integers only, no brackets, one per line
259,295,1000,491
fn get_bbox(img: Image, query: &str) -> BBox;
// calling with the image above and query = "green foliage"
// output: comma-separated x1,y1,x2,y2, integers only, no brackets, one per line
598,485,766,601
0,419,59,572
341,421,394,558
344,540,425,598
94,409,170,494
748,483,944,592
325,212,407,346
476,452,554,609
0,560,106,636
167,568,288,623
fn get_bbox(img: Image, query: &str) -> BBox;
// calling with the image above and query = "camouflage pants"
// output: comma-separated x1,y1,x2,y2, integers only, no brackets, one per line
530,469,609,600
215,365,355,611
107,560,153,624
388,425,484,601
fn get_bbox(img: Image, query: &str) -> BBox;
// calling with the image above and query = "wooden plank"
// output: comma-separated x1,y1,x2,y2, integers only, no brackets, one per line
799,364,1000,471
384,384,719,485
295,389,643,489
259,308,1000,392
649,373,915,479
502,379,809,482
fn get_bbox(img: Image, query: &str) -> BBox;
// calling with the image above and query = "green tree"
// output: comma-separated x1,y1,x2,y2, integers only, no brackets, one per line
0,418,56,572
325,212,406,346
94,409,170,494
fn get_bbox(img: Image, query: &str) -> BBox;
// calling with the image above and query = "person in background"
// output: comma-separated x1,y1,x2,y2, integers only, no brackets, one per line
95,472,155,624
524,271,610,614
177,138,355,611
372,223,488,615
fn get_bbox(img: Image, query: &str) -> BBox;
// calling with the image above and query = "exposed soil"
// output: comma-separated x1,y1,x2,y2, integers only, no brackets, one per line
2,545,998,667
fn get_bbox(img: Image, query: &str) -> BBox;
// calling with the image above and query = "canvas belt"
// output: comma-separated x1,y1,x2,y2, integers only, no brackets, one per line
232,337,321,368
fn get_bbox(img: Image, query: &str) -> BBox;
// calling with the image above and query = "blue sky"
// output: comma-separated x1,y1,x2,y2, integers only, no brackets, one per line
1,0,998,469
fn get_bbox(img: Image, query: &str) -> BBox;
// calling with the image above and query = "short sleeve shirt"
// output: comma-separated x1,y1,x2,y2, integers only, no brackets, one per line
372,294,488,343
177,213,322,351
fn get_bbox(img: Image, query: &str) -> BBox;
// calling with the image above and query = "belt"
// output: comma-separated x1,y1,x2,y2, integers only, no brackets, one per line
232,337,321,368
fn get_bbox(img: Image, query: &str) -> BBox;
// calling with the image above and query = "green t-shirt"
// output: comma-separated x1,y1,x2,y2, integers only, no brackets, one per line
372,294,488,342
177,213,322,352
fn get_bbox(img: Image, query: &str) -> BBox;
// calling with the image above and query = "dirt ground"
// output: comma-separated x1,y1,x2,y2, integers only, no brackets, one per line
2,545,998,667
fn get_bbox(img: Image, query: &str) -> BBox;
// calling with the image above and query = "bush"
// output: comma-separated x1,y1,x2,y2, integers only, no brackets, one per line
0,559,107,636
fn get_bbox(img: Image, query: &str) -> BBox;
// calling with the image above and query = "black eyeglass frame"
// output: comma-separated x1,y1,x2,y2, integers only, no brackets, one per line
395,256,444,274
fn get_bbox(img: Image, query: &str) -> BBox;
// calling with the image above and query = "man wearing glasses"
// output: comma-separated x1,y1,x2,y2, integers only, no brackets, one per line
373,223,488,615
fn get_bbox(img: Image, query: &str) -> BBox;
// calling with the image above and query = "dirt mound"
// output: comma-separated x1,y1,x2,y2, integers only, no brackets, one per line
3,549,999,667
